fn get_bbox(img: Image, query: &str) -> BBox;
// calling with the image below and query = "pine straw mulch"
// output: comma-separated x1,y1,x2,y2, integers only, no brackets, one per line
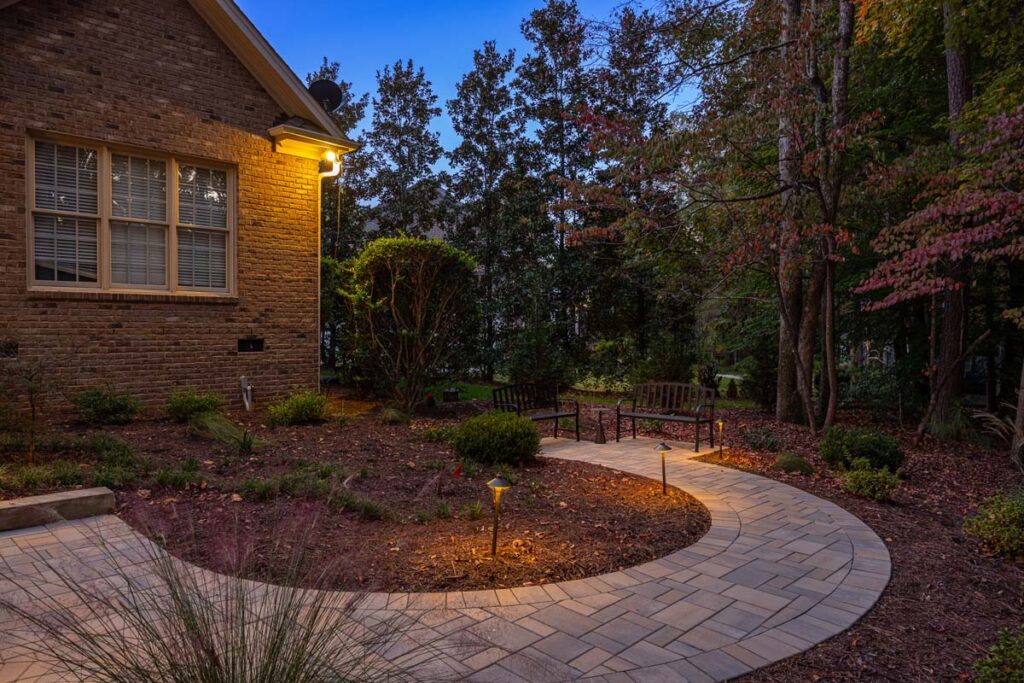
112,412,710,593
639,408,1024,683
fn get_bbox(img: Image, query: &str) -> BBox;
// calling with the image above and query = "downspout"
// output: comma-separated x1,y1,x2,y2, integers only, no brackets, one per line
317,152,342,393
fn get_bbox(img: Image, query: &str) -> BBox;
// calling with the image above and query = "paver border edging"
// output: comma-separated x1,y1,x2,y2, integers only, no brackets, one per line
0,487,115,532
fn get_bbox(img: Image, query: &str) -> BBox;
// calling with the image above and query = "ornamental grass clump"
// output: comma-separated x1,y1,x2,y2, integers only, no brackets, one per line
974,624,1024,682
450,411,540,465
267,390,329,426
0,529,436,683
963,491,1024,559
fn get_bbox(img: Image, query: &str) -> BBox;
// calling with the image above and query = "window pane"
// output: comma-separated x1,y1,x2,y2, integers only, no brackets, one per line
177,228,226,289
111,221,167,286
178,165,227,229
112,154,166,221
34,214,97,283
34,141,98,214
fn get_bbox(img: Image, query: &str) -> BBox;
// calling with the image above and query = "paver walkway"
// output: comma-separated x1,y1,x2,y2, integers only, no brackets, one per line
0,438,890,682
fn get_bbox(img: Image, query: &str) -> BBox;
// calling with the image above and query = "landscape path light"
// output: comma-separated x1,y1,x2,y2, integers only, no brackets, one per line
487,477,511,556
716,419,724,456
656,442,671,495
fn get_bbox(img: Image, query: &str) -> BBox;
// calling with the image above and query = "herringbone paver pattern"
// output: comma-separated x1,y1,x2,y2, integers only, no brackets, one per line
0,438,890,682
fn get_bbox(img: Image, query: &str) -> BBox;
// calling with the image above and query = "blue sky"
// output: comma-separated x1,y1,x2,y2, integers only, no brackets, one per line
238,0,630,151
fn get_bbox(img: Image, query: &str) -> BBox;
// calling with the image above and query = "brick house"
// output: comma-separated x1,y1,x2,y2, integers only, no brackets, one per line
0,0,355,413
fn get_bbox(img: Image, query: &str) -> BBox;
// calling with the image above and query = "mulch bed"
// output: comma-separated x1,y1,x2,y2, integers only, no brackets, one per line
644,408,1024,683
109,411,710,592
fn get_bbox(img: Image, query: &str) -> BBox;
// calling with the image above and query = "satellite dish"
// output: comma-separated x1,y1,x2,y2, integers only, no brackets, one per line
307,79,343,113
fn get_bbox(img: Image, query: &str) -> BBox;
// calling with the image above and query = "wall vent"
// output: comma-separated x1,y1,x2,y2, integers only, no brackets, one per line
238,338,264,353
0,341,18,358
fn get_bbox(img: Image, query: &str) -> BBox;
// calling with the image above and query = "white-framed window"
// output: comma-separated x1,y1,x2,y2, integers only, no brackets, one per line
28,136,235,295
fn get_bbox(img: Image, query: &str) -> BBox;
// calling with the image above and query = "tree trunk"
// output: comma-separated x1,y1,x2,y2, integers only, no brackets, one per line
930,1,972,427
823,257,839,427
1013,357,1024,471
775,0,804,424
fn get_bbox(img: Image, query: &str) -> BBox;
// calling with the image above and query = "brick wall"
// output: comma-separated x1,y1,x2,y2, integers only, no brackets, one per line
0,0,321,415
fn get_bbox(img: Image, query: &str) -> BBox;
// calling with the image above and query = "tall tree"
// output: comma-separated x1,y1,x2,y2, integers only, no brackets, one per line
516,0,595,357
447,42,526,379
366,59,444,237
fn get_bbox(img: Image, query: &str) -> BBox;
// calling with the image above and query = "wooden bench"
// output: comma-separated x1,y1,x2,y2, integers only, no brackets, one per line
616,382,716,451
492,383,580,441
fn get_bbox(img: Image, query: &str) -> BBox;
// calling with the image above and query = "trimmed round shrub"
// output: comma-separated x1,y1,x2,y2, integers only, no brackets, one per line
166,387,225,423
72,386,140,425
820,426,904,472
839,458,900,502
774,453,814,475
266,391,328,426
450,411,540,465
974,624,1024,682
963,492,1024,559
740,427,782,452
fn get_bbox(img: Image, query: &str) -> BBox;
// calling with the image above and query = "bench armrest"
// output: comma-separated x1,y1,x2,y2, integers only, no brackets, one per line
558,396,580,413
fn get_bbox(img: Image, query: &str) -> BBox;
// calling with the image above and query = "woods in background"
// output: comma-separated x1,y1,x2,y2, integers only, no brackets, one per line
312,0,1023,448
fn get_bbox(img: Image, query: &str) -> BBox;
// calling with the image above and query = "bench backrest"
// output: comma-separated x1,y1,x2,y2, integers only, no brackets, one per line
493,383,558,412
632,382,714,416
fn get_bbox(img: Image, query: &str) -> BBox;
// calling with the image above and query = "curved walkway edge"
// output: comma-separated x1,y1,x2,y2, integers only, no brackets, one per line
0,438,890,682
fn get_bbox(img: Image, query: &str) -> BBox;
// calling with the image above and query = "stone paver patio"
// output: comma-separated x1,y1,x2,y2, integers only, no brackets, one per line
0,437,890,682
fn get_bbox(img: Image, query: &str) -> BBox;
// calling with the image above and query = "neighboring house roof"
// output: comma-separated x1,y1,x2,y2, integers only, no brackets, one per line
1,0,357,155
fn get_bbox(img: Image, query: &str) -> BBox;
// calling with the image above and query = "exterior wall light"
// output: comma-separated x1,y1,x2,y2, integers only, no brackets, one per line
318,149,341,179
487,477,511,556
716,419,724,456
656,442,671,495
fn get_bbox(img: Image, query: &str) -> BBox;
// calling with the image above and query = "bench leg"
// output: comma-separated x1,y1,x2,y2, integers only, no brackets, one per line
709,421,714,448
632,417,637,439
616,412,620,442
554,418,558,439
694,421,700,452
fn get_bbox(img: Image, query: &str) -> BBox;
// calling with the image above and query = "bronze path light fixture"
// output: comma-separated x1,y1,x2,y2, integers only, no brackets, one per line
716,419,725,457
656,442,671,495
487,477,511,556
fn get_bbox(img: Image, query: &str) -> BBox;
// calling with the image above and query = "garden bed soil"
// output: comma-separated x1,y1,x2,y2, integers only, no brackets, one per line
661,409,1024,683
109,414,710,592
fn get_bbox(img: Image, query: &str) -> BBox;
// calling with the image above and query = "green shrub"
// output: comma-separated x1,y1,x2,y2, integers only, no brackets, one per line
187,412,262,455
88,434,147,488
974,624,1024,682
420,425,455,443
840,459,900,501
0,464,52,492
379,407,410,426
820,426,905,471
241,478,277,501
964,492,1024,558
166,388,225,422
155,467,202,489
51,460,85,487
450,412,540,465
72,386,140,425
740,427,782,451
432,501,451,519
267,391,328,426
330,489,386,520
774,453,814,475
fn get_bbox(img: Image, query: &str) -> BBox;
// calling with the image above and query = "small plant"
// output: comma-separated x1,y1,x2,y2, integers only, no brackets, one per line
379,407,410,425
839,458,900,502
267,390,328,426
558,417,576,431
963,492,1024,558
241,478,277,501
50,459,85,487
740,427,782,451
820,426,905,471
458,459,480,477
188,412,263,456
155,457,201,489
450,411,540,465
89,434,148,488
461,501,484,520
165,387,225,422
774,453,814,475
336,414,349,427
974,624,1024,682
331,490,386,520
432,501,451,519
419,425,455,443
495,468,519,486
72,386,140,425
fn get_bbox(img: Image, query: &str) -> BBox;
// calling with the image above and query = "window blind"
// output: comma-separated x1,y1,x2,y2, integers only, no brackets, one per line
177,228,226,289
111,154,166,221
111,222,166,286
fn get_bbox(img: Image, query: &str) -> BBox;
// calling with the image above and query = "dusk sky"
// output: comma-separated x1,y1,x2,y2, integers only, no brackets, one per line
237,0,633,152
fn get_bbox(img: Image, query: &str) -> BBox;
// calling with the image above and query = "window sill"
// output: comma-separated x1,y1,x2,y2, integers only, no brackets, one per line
26,288,238,305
